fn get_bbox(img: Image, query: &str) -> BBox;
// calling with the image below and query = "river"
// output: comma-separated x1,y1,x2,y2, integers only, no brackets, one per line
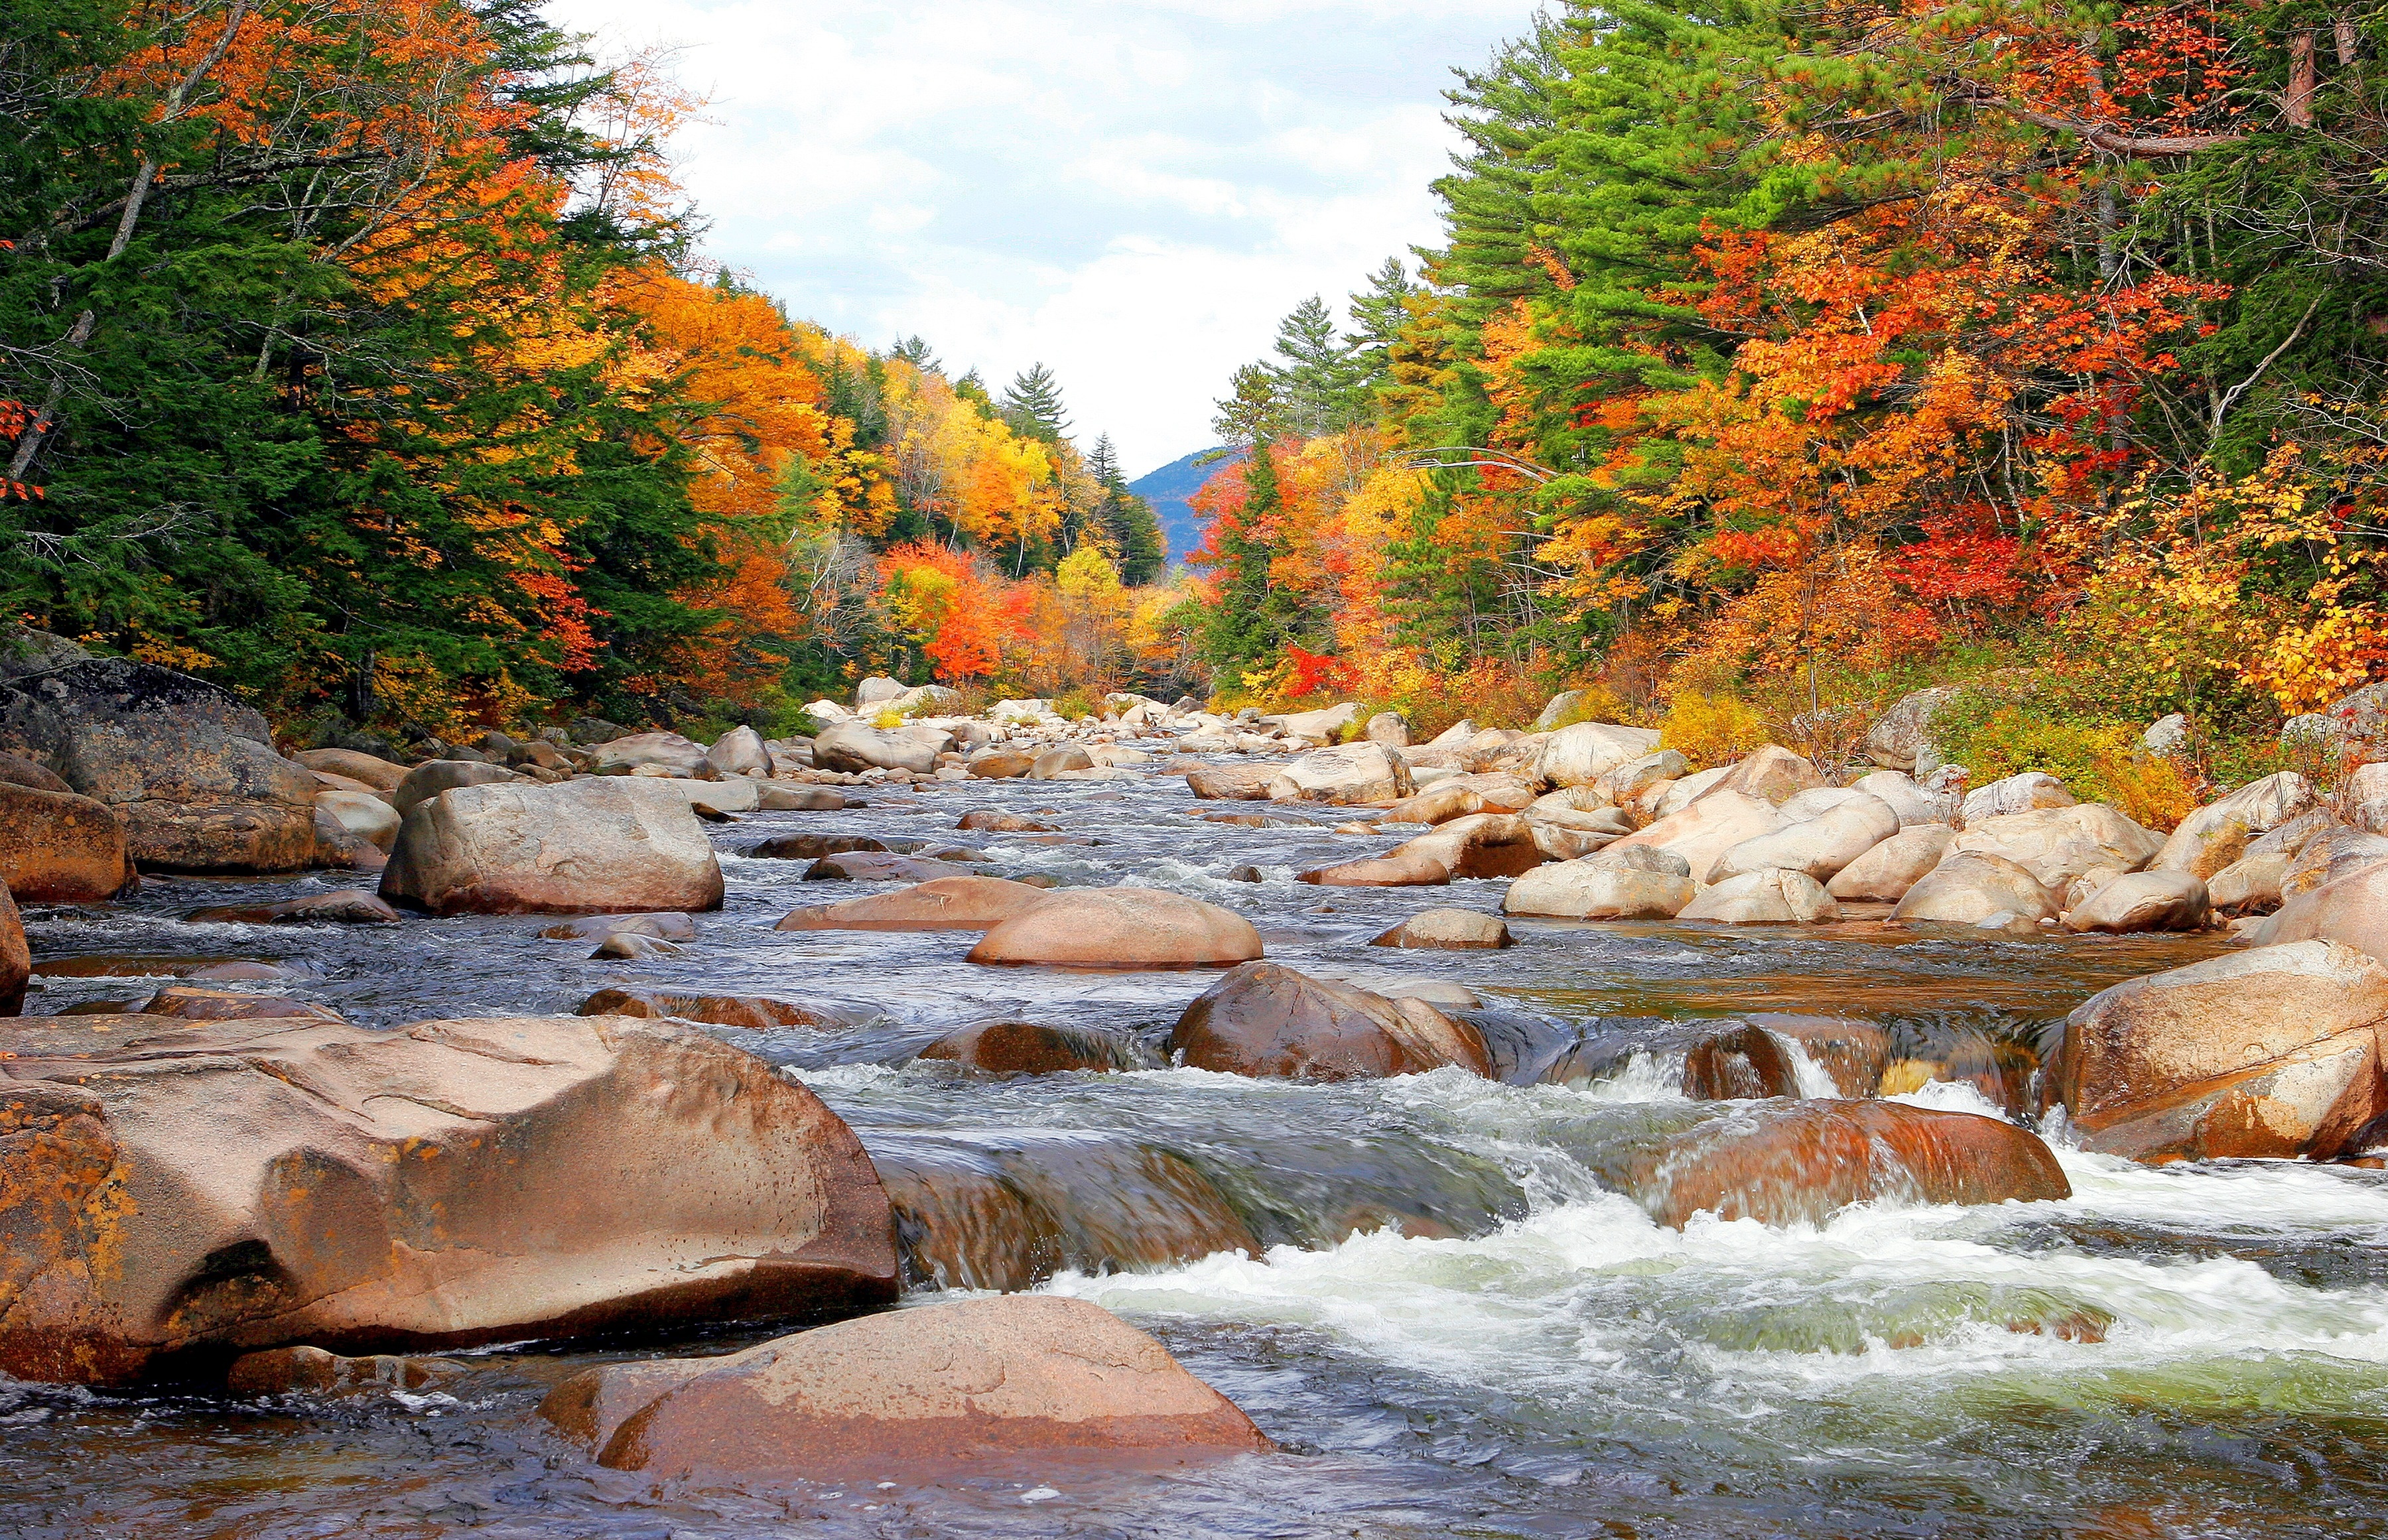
7,766,2385,1539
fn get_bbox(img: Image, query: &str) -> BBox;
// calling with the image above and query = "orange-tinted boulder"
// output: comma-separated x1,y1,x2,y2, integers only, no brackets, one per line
915,1019,1156,1074
576,988,841,1031
968,887,1262,968
139,984,342,1022
1,882,25,1015
1170,961,1490,1080
0,781,135,903
775,875,1053,932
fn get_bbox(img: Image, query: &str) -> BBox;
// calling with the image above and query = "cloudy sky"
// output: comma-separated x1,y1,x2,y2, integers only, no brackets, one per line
541,1,1538,478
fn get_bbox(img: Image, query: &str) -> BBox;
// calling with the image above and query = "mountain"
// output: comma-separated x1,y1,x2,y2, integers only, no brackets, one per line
1129,446,1243,564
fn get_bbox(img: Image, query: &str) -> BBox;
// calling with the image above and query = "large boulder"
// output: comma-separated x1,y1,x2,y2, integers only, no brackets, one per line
813,721,949,775
1606,790,1784,883
1598,749,1688,803
0,656,315,873
1031,745,1095,779
2283,826,2388,899
1300,812,1546,886
1826,825,1954,903
1861,686,1958,773
314,789,401,852
966,749,1035,779
1364,710,1412,747
0,780,135,902
0,1012,897,1384
1,883,25,1015
1380,783,1494,826
1959,771,2075,824
915,1019,1156,1074
381,778,724,916
1502,848,1696,919
1707,745,1824,807
290,749,408,793
2049,941,2388,1161
1597,1101,2070,1229
588,731,708,778
1536,722,1662,789
1268,742,1414,804
1260,702,1360,741
2251,860,2388,964
1947,803,2164,890
390,759,524,817
703,726,773,778
2151,772,2315,878
1184,763,1279,801
1679,868,1838,924
1170,962,1490,1080
854,675,905,708
1847,769,1944,827
1532,690,1590,731
1715,793,1898,882
540,1295,1269,1480
968,887,1262,968
2064,871,2210,934
1370,908,1512,949
775,875,1053,932
1890,850,2059,925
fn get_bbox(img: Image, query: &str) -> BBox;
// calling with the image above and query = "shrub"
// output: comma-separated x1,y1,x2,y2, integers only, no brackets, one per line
1659,692,1768,768
1052,688,1097,721
872,708,905,730
1930,684,2200,830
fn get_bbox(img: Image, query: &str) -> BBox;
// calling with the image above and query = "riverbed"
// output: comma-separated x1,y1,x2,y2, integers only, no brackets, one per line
7,766,2385,1539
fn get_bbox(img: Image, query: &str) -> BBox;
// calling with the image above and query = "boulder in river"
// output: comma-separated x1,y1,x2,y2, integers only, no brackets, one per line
2249,857,2388,966
1,882,25,1015
0,1012,897,1383
957,810,1058,832
186,891,399,926
1890,851,2059,925
704,725,773,778
813,721,949,774
2283,826,2388,900
1535,722,1662,789
1370,908,1512,949
2151,771,2314,878
775,875,1054,932
0,779,137,902
1601,1101,2070,1229
1268,742,1414,804
804,853,980,883
1185,763,1279,801
966,749,1036,779
755,784,850,810
1170,961,1491,1080
969,887,1262,968
0,653,317,873
575,987,842,1031
1503,847,1696,919
380,777,724,916
915,1019,1158,1074
2050,940,2388,1161
1605,789,1783,883
1947,803,2164,890
539,912,698,942
747,832,890,860
1715,793,1899,882
140,984,342,1021
291,748,409,793
1301,812,1545,886
314,789,400,852
1032,745,1095,778
588,731,709,778
1825,824,1954,903
1678,867,1839,924
389,759,523,818
2062,871,2210,934
539,1295,1270,1479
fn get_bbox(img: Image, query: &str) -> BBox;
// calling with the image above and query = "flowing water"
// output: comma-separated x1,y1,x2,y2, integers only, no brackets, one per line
7,766,2387,1539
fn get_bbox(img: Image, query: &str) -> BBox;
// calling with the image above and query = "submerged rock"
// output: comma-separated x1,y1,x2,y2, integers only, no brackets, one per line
139,984,341,1021
540,1296,1270,1479
775,875,1053,932
1370,908,1512,949
539,912,698,942
1170,961,1491,1080
226,1345,459,1395
381,778,724,916
576,988,841,1030
915,1019,1158,1074
968,887,1262,968
0,1013,897,1383
185,891,399,926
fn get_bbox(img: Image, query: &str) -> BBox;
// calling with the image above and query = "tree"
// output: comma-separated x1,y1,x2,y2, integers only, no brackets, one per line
998,361,1070,442
1346,257,1416,399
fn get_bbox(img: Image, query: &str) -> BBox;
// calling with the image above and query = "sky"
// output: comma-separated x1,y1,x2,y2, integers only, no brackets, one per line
539,0,1540,478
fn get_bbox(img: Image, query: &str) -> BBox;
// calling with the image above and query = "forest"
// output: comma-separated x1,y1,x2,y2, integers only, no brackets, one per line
0,0,1174,745
1185,0,2388,816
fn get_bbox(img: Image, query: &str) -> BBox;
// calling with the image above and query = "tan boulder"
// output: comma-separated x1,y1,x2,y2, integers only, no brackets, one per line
540,912,698,942
1295,846,1453,887
1370,908,1512,949
969,887,1262,968
1,882,25,1015
1607,789,1784,882
1861,685,1959,773
1847,769,1944,827
2050,941,2388,1161
1715,793,1898,882
1536,722,1662,789
1503,849,1696,919
390,759,524,817
380,778,724,917
291,749,409,792
915,1019,1156,1074
967,749,1036,779
775,875,1054,933
1959,771,2076,823
588,731,708,777
704,725,773,777
2152,771,2315,878
1826,824,1954,903
755,784,850,810
0,750,72,793
1170,961,1490,1080
2206,851,2289,913
1268,742,1414,804
1380,783,1490,825
1948,803,2163,890
0,1013,897,1383
1647,765,1731,818
1364,710,1410,747
1680,867,1838,924
0,781,136,903
2283,826,2388,899
1597,749,1688,802
1891,851,2060,925
542,1295,1269,1479
814,722,949,774
2251,861,2388,964
315,789,401,852
1703,744,1824,807
1185,763,1278,800
1600,1101,2070,1229
2064,871,2210,933
1031,745,1095,778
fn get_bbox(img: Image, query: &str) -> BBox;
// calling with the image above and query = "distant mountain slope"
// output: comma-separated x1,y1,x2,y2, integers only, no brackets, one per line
1130,446,1242,564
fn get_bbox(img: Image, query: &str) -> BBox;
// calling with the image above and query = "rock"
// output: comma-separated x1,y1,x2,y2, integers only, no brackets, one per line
2064,871,2211,933
2151,772,2316,877
1536,722,1662,789
389,759,523,818
1598,749,1688,802
1532,689,1590,731
314,789,401,852
968,887,1262,968
775,875,1053,932
1948,803,2165,890
0,657,316,873
2050,941,2388,1161
1268,742,1414,804
1379,783,1491,826
1225,863,1264,882
1605,790,1784,883
1707,745,1824,807
139,985,341,1021
291,749,409,793
380,778,724,917
1260,702,1360,741
1,883,25,1015
1761,1015,1894,1098
855,675,905,708
1648,765,1732,818
1890,851,2060,925
1371,907,1513,949
2143,712,2191,757
815,721,951,775
1427,718,1478,747
1960,771,2076,824
0,1012,896,1384
591,932,681,959
805,853,980,883
1861,686,1959,773
1089,744,1152,768
0,780,136,902
311,806,390,871
916,1019,1156,1074
1847,769,1944,827
1031,745,1095,778
968,750,1037,779
1301,812,1546,887
2283,826,2388,899
588,731,708,778
576,988,840,1030
541,1295,1268,1479
186,891,400,926
748,832,891,861
1825,824,1954,903
226,1344,456,1395
1502,852,1697,919
1297,846,1454,887
2250,860,2388,964
1185,763,1279,801
2206,850,2289,914
1170,962,1490,1080
1680,868,1839,924
0,751,72,793
540,913,697,942
1715,793,1899,882
703,726,773,777
1364,710,1411,747
956,810,1057,832
1560,1015,1889,1100
1601,1102,2070,1229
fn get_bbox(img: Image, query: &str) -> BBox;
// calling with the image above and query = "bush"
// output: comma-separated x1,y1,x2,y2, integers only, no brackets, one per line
1659,692,1768,768
1052,688,1097,722
872,708,905,730
1930,684,2198,830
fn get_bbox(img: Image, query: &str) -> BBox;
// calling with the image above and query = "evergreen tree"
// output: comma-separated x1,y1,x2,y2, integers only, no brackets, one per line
1089,434,1165,584
1266,295,1363,436
1346,257,1416,399
1211,362,1282,446
888,334,942,373
998,361,1071,442
1199,440,1302,671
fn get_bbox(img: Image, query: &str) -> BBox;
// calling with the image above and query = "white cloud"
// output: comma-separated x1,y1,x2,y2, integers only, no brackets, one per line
541,0,1537,475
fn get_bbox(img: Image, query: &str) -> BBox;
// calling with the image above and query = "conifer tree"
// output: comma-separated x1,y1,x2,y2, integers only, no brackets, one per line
998,361,1071,442
1089,434,1165,584
1200,440,1301,671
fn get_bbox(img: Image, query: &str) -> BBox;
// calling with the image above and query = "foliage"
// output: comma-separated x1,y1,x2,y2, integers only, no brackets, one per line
1658,692,1768,770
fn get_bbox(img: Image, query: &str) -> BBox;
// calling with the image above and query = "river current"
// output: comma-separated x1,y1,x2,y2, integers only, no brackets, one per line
7,765,2386,1539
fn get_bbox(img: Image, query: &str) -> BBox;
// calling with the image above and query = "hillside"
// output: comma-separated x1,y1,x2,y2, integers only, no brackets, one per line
1130,446,1242,564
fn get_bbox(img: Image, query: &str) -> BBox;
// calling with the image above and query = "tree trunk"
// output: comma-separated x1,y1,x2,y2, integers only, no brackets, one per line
2287,32,2317,127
